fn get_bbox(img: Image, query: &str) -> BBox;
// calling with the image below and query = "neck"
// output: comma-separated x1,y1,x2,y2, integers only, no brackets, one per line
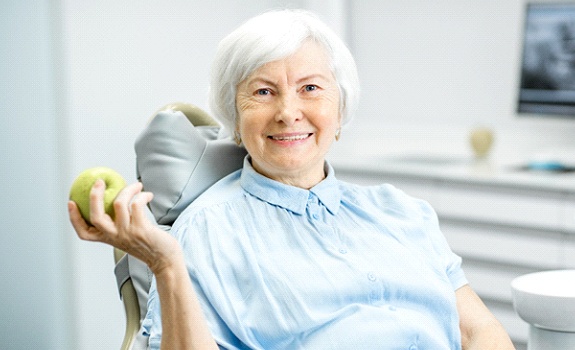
270,172,326,190
251,160,326,190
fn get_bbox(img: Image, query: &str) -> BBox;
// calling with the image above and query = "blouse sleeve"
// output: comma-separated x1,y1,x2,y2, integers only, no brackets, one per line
379,183,468,291
409,191,468,291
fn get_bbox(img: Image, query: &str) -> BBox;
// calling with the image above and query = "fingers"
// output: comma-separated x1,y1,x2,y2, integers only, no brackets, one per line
70,180,156,253
68,200,89,235
89,179,116,234
113,182,145,228
68,200,102,242
130,191,154,226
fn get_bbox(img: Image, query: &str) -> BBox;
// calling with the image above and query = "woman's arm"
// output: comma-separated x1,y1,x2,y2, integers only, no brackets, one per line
153,249,219,350
68,180,218,350
456,284,515,350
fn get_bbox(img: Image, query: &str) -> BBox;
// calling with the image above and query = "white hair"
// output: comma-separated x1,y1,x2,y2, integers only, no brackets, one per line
208,9,360,135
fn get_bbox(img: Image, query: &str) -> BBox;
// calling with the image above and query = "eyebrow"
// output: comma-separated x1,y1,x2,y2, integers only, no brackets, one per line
246,77,278,88
295,74,332,85
246,73,332,88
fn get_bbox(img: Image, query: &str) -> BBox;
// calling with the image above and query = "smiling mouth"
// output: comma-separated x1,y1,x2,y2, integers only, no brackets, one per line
269,133,312,141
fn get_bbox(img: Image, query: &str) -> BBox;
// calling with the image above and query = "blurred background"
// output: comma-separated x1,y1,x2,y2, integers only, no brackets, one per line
2,1,575,349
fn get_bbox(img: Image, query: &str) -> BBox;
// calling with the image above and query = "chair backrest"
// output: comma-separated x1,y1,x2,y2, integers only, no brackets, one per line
114,103,246,350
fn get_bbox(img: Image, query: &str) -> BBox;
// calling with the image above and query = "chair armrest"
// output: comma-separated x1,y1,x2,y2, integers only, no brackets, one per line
114,248,141,350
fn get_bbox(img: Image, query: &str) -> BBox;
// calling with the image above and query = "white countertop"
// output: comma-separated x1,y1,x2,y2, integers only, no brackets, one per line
329,152,575,193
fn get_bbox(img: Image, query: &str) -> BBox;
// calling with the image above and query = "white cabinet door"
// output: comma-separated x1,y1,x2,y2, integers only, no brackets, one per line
435,185,564,231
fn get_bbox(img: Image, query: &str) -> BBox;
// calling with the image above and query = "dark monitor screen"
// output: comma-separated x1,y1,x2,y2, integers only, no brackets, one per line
518,3,575,117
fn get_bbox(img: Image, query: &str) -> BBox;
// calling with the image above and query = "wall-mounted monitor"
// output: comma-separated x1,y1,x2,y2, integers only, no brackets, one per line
518,2,575,117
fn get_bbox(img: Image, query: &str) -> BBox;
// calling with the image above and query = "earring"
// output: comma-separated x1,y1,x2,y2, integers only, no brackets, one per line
335,128,341,141
234,131,242,146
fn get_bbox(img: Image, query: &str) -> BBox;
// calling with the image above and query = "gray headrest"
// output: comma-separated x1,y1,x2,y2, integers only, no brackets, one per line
135,109,246,225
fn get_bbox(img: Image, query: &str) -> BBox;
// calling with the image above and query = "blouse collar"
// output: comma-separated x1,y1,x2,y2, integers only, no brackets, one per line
240,156,341,216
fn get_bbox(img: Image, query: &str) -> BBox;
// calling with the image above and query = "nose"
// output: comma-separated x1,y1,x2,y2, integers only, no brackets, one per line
275,91,303,126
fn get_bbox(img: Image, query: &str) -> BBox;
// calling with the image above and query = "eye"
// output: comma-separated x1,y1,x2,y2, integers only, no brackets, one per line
304,85,318,92
256,88,271,96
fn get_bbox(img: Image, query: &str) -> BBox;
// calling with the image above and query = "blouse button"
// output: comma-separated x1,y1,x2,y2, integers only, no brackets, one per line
409,345,418,350
339,248,348,254
312,213,320,220
367,272,376,282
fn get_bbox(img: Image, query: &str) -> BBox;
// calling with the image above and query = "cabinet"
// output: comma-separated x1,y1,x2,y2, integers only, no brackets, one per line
331,157,575,349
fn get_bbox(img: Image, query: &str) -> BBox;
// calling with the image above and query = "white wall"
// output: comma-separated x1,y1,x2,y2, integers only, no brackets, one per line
0,1,73,349
336,0,575,164
3,0,575,349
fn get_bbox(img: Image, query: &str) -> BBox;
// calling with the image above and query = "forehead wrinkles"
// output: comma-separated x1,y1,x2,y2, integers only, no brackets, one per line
243,43,335,88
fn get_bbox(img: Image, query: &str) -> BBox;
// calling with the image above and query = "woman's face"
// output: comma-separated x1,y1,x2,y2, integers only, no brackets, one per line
235,40,341,188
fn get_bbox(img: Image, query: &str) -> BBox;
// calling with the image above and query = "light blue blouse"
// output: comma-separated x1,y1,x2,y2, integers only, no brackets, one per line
143,157,467,350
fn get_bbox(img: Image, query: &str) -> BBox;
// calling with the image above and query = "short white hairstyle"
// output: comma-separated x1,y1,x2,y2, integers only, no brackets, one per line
208,9,360,135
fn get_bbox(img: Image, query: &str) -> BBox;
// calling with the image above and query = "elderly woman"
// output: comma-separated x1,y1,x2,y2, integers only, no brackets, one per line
68,9,515,350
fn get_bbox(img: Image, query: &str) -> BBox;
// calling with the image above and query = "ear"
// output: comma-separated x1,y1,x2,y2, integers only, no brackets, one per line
234,117,242,146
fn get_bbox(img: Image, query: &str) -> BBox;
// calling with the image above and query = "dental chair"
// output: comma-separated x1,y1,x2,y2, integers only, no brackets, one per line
113,103,246,350
512,270,575,349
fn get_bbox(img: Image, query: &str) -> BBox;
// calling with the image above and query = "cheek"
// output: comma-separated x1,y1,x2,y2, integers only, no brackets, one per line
316,103,341,130
316,91,341,126
238,115,265,148
238,103,277,132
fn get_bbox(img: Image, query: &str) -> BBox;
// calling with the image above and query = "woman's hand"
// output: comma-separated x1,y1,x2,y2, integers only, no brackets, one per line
68,179,180,275
69,180,219,349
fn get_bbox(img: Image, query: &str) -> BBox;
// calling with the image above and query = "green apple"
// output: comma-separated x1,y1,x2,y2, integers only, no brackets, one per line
69,167,127,225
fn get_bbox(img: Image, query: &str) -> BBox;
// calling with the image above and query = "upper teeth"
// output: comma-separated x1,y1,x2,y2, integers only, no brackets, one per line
272,134,309,141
